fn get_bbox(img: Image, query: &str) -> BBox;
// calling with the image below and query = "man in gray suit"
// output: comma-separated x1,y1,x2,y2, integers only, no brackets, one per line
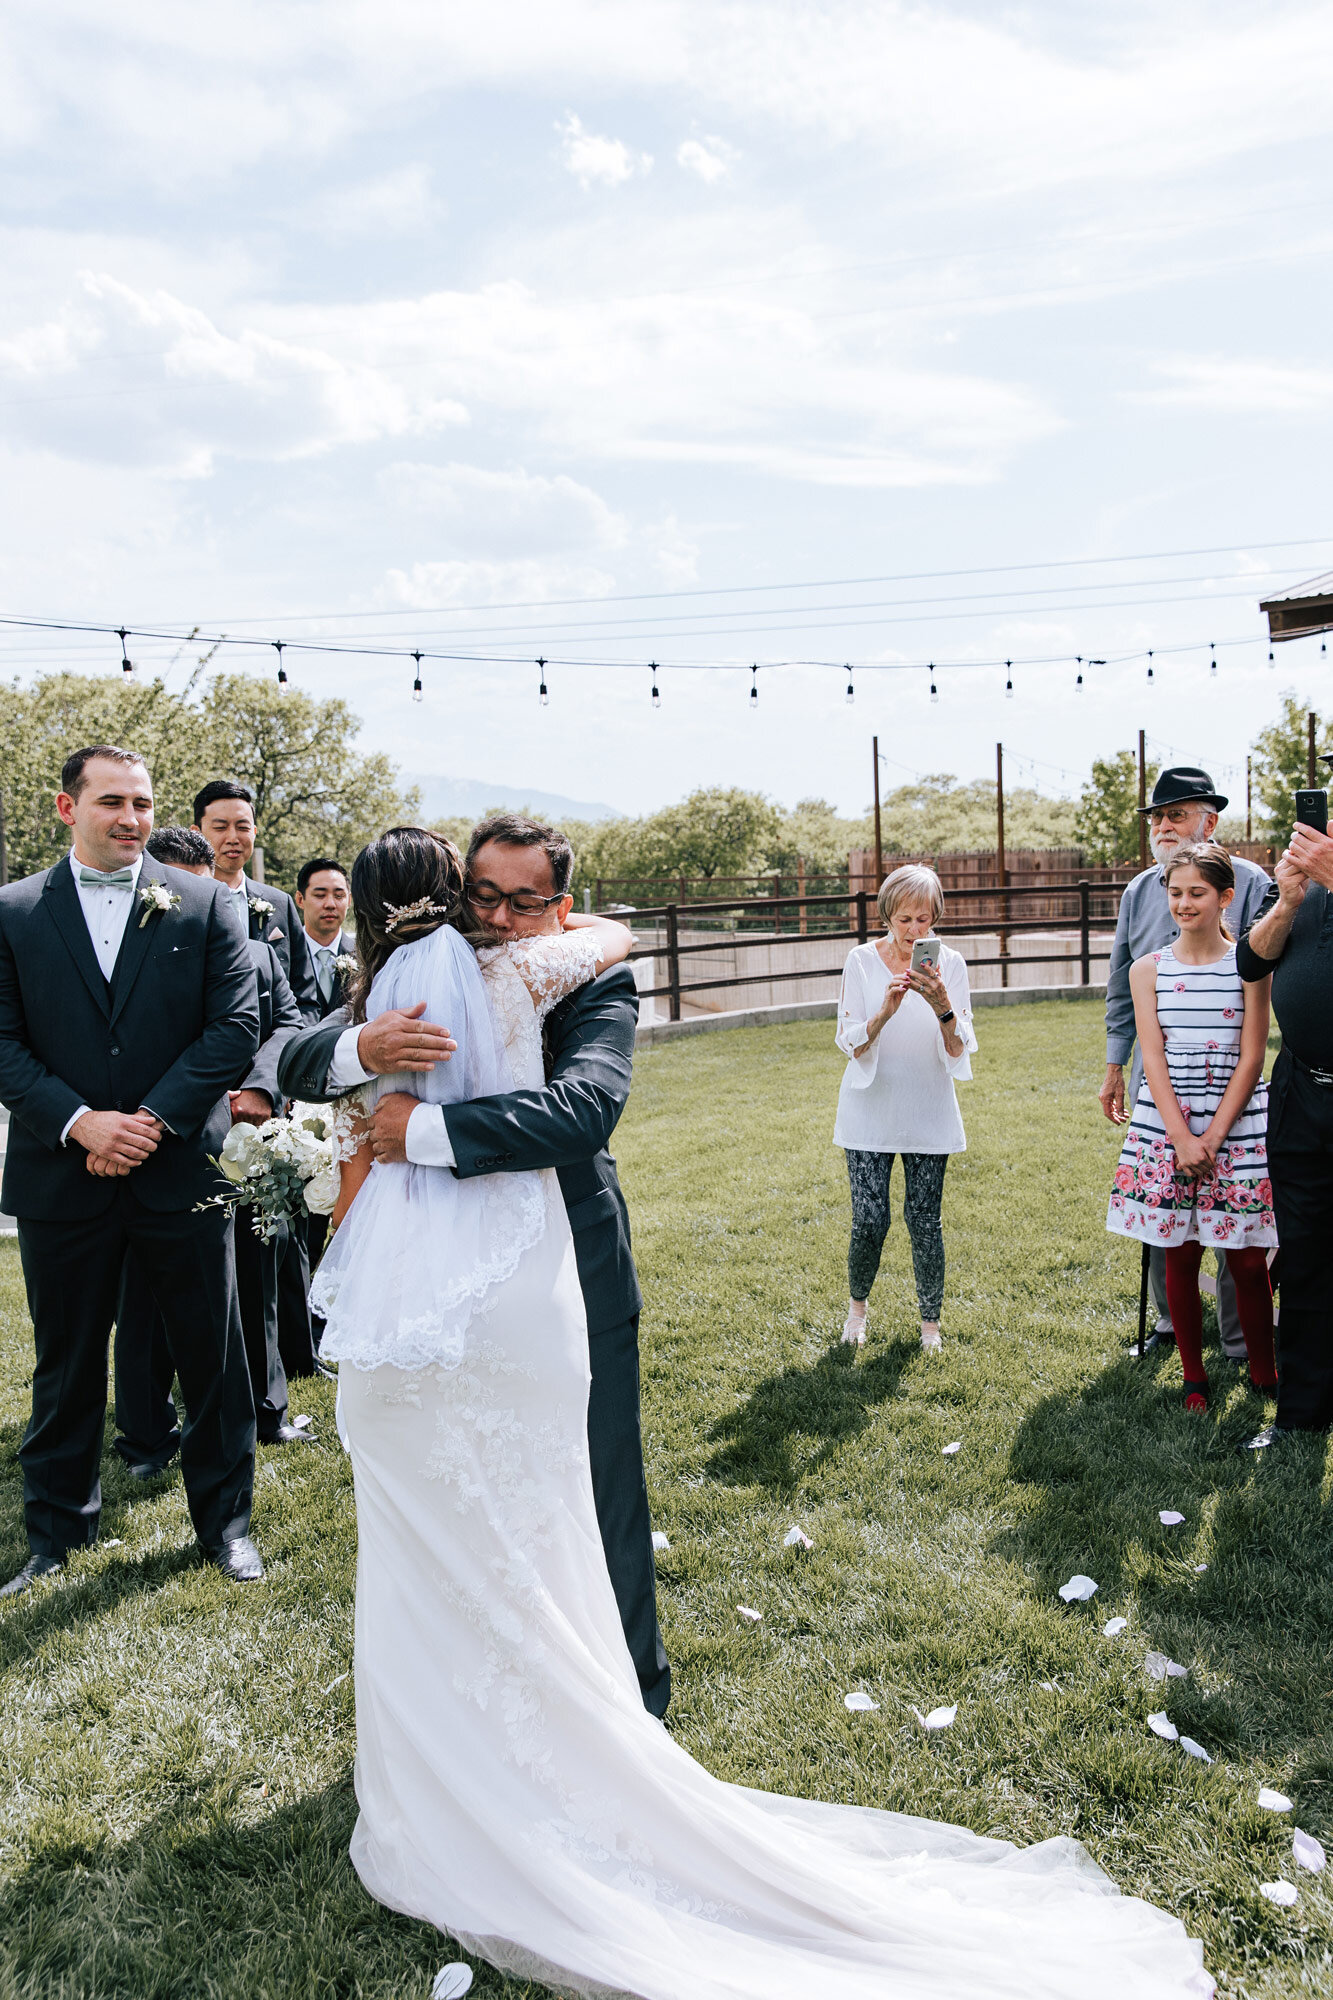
1099,765,1274,1357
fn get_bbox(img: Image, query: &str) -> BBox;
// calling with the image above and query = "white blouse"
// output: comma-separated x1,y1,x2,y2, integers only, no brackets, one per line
833,940,977,1155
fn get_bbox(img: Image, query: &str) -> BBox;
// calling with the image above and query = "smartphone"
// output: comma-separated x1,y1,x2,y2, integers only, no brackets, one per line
910,938,940,975
1295,789,1328,835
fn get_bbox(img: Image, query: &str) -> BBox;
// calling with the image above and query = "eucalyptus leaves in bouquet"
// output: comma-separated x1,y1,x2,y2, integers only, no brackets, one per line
200,1104,340,1241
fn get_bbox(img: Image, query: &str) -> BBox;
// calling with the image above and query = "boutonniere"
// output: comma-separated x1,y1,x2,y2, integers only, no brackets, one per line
138,882,181,928
335,953,356,985
248,895,275,922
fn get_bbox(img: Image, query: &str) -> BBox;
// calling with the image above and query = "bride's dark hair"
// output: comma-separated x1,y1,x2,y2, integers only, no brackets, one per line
348,826,465,1023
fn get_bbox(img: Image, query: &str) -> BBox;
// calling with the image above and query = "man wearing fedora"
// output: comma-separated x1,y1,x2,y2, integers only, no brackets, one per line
1099,765,1274,1356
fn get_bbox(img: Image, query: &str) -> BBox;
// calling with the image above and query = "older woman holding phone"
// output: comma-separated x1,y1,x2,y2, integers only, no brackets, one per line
835,864,976,1352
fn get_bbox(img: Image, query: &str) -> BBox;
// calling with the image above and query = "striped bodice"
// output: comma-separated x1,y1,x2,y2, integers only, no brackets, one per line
1155,944,1243,1080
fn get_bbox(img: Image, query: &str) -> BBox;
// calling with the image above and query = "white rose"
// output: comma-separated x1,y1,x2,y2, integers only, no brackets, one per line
304,1167,340,1215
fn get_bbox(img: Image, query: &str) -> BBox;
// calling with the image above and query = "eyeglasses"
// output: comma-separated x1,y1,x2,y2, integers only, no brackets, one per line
1148,807,1206,827
465,880,565,916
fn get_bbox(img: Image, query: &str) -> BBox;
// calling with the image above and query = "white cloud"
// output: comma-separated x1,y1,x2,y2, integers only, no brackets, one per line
676,135,736,183
381,558,617,611
557,113,652,190
1137,357,1333,414
309,165,440,240
377,462,629,556
0,273,468,474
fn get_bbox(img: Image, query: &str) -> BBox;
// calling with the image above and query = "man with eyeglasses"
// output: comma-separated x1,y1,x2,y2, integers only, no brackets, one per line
277,813,671,1719
1100,765,1273,1355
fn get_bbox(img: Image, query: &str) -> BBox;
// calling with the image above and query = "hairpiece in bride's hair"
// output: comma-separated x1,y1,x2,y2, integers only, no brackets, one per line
383,896,452,934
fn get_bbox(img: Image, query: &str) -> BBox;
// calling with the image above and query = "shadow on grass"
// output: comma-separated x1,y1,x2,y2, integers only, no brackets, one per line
993,1340,1333,1792
704,1338,914,1494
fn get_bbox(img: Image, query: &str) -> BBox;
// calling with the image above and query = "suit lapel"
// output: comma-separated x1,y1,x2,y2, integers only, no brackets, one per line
241,874,260,939
43,855,113,1018
109,857,170,1024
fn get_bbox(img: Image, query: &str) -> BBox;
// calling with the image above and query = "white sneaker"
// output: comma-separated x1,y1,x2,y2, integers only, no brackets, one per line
920,1323,943,1353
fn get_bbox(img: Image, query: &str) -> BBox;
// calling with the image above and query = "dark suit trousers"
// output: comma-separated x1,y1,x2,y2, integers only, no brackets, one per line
115,1218,289,1452
588,1313,670,1717
17,1187,255,1558
1268,1051,1333,1430
277,1221,316,1377
114,1255,181,1469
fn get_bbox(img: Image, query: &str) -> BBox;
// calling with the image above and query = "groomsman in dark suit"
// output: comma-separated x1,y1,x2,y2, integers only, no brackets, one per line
113,828,312,1473
294,858,356,1350
192,780,320,1378
0,747,262,1594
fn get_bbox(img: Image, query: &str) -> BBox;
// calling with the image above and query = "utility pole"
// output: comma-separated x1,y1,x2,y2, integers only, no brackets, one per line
1308,710,1317,789
996,742,1009,987
872,734,883,888
1137,729,1148,872
1246,754,1252,843
0,781,6,887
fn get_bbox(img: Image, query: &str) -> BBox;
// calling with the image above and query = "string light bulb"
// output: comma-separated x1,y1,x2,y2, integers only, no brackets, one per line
929,664,938,703
1268,649,1275,667
1146,649,1154,688
1004,660,1013,698
1209,644,1217,678
844,663,854,705
749,664,759,710
411,650,423,703
650,660,660,709
117,627,135,684
1075,654,1083,692
273,640,288,693
537,655,549,707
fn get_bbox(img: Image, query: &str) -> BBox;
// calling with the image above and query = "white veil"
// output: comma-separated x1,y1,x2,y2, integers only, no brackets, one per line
310,924,547,1373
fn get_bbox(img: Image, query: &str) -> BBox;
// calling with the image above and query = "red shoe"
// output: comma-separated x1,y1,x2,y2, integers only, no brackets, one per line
1182,1379,1209,1414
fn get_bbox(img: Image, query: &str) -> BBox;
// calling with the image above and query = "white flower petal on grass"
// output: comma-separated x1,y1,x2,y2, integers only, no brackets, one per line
912,1704,958,1731
291,1413,313,1432
784,1525,813,1549
1159,1510,1185,1526
1180,1737,1213,1763
321,1671,349,1695
1147,1712,1179,1741
1058,1574,1098,1603
1293,1828,1326,1874
1194,1562,1208,1573
844,1691,879,1712
1146,1652,1188,1681
941,1442,962,1455
1102,1616,1128,1638
736,1605,763,1622
103,1539,124,1549
1039,1680,1059,1693
1259,1787,1294,1813
1259,1880,1298,1907
651,1531,670,1552
433,1967,474,1999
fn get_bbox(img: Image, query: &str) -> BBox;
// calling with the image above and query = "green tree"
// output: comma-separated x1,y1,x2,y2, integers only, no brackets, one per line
197,675,419,888
764,799,872,876
878,774,1077,855
1072,750,1160,866
1250,693,1332,841
0,668,417,889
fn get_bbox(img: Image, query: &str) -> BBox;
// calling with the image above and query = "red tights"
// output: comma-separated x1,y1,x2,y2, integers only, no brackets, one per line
1163,1244,1277,1391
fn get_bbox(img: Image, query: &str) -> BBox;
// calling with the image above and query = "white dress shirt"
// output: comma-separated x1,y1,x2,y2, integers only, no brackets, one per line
328,1025,456,1167
60,848,159,1145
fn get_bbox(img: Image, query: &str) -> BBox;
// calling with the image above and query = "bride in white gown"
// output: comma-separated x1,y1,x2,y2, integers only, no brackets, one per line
313,830,1213,2000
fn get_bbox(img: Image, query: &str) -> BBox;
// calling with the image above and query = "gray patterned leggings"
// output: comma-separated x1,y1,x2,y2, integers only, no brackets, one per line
845,1149,949,1320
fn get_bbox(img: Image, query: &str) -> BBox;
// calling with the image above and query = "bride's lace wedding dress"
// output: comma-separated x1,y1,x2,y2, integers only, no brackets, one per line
315,925,1212,2000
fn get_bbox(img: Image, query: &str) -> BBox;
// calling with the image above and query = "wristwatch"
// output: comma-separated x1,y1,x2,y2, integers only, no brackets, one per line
937,1008,955,1026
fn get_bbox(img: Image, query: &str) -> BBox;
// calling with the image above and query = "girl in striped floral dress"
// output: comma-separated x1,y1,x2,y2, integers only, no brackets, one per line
1107,842,1278,1412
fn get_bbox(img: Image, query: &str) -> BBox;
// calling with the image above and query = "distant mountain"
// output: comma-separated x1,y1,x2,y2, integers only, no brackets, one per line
404,773,622,825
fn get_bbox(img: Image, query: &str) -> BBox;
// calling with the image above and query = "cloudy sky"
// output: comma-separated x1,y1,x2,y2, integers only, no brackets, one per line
3,2,1332,816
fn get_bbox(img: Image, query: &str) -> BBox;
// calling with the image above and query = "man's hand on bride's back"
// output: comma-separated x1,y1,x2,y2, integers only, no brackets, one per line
357,1002,457,1075
368,1093,417,1164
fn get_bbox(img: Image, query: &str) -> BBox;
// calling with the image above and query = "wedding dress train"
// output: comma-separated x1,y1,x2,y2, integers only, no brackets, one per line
323,927,1213,2000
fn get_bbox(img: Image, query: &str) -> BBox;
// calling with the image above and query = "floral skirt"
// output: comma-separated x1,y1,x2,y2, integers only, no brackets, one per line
1106,1069,1275,1250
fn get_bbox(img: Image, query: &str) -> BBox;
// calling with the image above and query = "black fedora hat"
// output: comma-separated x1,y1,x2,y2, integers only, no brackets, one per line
1137,764,1228,815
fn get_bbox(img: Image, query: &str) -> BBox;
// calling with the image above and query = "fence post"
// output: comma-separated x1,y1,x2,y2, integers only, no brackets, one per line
1079,879,1090,986
856,889,868,944
665,903,681,1022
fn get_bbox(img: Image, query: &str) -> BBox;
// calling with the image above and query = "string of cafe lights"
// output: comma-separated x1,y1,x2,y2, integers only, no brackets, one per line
0,610,1324,709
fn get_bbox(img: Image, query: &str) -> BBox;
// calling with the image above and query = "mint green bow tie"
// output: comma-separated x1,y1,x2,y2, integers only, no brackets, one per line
79,867,134,888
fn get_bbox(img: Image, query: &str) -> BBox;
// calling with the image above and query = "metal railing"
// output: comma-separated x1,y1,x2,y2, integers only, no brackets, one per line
626,881,1119,1021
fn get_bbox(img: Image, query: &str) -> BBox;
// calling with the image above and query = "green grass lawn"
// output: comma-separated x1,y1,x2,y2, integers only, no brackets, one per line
1,996,1330,1999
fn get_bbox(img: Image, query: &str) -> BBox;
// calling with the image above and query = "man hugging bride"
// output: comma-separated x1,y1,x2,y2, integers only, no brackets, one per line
278,817,1212,2000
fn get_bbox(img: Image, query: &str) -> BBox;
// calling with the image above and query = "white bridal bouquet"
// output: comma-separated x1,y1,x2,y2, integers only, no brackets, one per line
199,1104,340,1240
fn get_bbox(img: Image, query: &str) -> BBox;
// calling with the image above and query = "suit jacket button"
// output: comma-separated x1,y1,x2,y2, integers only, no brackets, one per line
110,1045,120,1057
